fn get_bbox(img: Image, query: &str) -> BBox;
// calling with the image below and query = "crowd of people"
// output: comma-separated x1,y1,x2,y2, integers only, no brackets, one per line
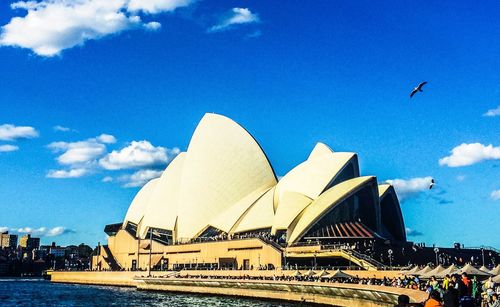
395,273,499,307
174,231,283,245
150,269,499,307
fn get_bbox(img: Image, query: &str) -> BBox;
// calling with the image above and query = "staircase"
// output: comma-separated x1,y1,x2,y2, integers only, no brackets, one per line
343,249,386,270
286,245,386,271
101,245,122,271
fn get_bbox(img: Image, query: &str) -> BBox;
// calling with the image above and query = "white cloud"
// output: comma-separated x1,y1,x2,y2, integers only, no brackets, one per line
1,0,138,57
0,124,39,141
491,190,500,201
0,144,19,152
4,226,75,237
208,8,260,33
11,1,40,10
96,134,117,144
48,140,107,165
439,143,500,167
456,175,466,181
53,125,71,132
385,176,433,200
144,21,161,31
102,176,113,182
127,0,193,14
484,106,500,117
46,132,180,184
47,134,116,178
0,226,8,233
121,169,163,187
47,168,88,178
1,0,193,57
99,140,179,170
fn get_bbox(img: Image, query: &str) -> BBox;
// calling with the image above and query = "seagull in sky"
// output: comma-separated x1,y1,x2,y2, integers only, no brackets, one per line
429,178,435,190
410,81,428,98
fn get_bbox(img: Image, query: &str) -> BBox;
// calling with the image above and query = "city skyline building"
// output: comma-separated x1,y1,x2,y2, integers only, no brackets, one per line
0,232,18,249
19,234,40,250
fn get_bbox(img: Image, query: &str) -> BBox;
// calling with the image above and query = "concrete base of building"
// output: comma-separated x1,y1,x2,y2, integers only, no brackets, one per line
51,271,139,287
51,271,427,306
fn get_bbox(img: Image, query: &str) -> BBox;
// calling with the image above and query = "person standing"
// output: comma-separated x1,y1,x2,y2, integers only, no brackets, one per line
452,274,468,298
471,276,479,304
489,293,500,307
424,290,443,307
462,272,472,296
443,275,450,290
443,286,459,307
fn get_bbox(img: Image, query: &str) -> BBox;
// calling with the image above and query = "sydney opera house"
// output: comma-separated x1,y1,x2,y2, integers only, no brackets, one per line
93,114,407,271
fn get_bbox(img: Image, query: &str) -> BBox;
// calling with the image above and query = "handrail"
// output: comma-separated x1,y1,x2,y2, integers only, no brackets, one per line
344,249,386,269
467,246,500,254
257,237,283,252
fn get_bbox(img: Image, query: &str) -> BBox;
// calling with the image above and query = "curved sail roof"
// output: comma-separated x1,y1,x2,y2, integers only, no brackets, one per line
232,187,276,233
138,153,186,238
274,150,357,210
307,142,334,160
123,178,159,227
271,191,312,234
378,183,392,198
378,183,406,242
288,176,376,243
209,186,271,234
119,113,405,246
175,113,277,240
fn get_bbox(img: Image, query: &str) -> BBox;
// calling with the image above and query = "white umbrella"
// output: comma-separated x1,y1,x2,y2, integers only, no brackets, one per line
323,269,354,279
289,270,302,277
415,265,433,276
479,266,490,273
435,265,460,278
421,265,446,279
314,270,329,278
489,265,500,276
304,269,316,277
402,266,421,275
459,264,491,277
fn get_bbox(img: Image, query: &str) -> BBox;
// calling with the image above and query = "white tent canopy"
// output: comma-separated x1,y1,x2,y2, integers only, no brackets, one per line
435,265,460,278
304,269,316,277
323,269,354,279
489,265,500,276
415,265,433,276
289,270,302,277
459,264,491,277
314,270,329,278
402,266,421,275
421,265,446,279
479,266,490,273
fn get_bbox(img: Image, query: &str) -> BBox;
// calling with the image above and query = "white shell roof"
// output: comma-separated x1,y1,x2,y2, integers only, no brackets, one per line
120,114,401,245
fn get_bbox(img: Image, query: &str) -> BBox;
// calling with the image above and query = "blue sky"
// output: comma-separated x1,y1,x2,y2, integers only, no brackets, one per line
0,0,498,247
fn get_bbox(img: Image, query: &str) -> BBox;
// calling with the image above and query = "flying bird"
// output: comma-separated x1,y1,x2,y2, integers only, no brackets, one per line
429,178,435,190
410,81,428,98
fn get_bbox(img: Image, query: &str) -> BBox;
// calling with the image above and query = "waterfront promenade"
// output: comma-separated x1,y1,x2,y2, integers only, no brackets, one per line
51,270,427,306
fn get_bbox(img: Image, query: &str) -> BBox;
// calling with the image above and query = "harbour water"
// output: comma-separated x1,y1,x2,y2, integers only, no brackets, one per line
0,278,304,306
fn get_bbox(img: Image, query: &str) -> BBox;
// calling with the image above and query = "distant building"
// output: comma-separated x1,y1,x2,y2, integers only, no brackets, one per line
33,248,48,260
0,232,18,249
19,234,40,250
49,247,66,258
